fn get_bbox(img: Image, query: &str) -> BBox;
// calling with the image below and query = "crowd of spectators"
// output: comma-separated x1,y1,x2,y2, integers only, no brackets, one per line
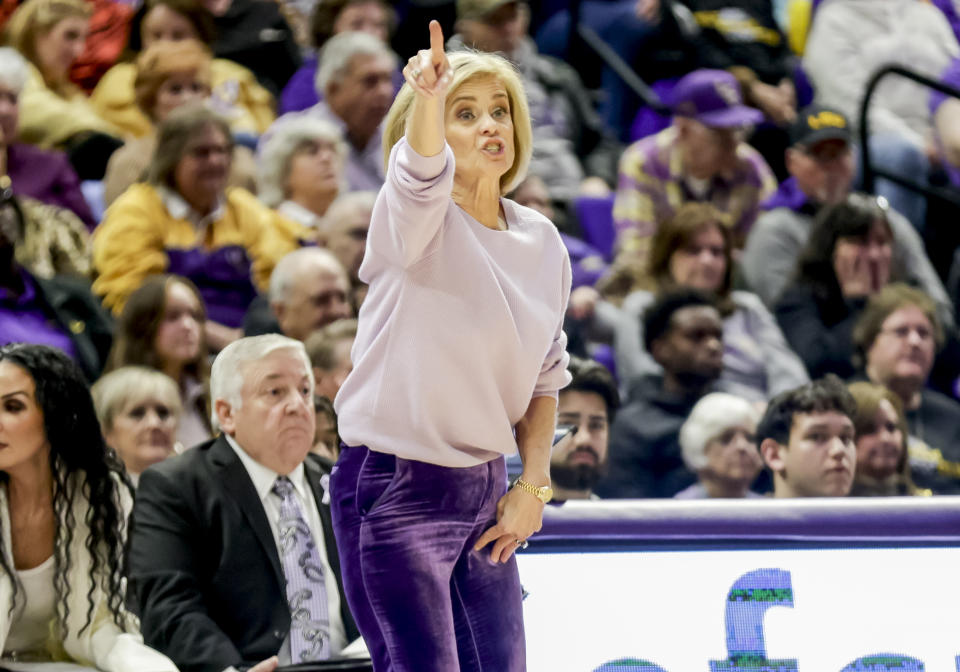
4,0,960,667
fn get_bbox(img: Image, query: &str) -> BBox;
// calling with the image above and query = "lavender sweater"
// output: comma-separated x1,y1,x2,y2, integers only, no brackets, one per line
335,139,572,467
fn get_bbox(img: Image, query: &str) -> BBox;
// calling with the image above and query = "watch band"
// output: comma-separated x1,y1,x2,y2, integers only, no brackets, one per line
514,478,552,503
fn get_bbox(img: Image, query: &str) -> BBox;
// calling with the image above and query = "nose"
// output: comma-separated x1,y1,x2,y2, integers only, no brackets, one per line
828,436,849,460
573,423,591,449
144,408,163,428
731,433,752,453
286,389,312,416
905,328,923,346
478,110,500,134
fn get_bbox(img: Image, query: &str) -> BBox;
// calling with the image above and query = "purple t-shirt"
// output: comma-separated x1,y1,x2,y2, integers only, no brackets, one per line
930,57,960,186
0,271,79,361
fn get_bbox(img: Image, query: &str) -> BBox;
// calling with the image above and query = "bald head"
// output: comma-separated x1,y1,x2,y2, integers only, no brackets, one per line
321,190,375,281
269,248,353,342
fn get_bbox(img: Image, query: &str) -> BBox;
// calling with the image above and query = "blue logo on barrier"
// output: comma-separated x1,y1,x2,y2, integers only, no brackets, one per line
591,569,934,671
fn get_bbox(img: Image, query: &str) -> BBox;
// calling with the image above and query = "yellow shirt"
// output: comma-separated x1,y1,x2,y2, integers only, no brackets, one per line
90,59,276,138
18,64,119,149
92,183,298,318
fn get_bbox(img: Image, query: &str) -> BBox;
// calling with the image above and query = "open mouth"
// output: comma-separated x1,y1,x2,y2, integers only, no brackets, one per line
482,140,505,156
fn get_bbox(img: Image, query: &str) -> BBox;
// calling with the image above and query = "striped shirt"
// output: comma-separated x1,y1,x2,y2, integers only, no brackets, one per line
612,126,777,254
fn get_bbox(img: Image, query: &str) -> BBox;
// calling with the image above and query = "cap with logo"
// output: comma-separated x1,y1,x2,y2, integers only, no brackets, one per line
789,105,852,148
668,69,764,129
457,0,518,20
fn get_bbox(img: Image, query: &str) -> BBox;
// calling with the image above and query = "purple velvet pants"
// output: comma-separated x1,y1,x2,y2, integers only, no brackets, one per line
330,445,526,671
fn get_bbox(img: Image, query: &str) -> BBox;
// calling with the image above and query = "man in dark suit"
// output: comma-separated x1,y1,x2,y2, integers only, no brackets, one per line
127,334,360,672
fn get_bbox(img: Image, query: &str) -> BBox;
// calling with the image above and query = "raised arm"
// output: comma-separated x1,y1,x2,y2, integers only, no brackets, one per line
364,21,456,270
403,21,451,158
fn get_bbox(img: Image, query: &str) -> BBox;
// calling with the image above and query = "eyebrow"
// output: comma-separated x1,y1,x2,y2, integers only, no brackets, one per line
0,390,28,401
450,93,509,105
803,422,851,433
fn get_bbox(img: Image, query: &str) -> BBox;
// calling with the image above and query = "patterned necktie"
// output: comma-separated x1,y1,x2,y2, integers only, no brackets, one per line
272,476,331,662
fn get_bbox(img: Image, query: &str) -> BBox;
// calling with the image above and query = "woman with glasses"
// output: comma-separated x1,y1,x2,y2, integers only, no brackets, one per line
93,105,297,352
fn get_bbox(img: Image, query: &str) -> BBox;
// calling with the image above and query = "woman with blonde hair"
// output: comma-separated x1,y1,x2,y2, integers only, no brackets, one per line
847,381,919,496
330,21,570,670
5,0,122,178
90,0,274,139
101,39,257,205
92,366,182,485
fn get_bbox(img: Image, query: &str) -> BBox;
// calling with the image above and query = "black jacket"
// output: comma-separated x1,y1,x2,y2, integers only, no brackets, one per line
24,271,113,382
127,436,359,672
673,0,794,84
773,282,864,380
594,375,708,499
213,0,301,96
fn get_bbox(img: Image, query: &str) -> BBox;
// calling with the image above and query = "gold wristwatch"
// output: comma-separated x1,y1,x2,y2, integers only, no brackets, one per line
513,478,553,504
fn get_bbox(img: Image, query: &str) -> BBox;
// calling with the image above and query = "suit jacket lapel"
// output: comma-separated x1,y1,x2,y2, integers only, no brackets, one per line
303,458,359,641
208,436,285,592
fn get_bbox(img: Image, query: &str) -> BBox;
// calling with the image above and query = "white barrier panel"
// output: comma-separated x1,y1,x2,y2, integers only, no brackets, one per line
518,547,960,671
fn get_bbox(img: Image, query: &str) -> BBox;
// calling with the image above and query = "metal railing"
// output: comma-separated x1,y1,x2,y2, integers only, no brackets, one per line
860,64,960,207
565,0,670,114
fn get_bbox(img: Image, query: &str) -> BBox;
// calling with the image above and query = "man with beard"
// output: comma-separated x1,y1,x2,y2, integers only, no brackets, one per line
853,284,960,494
552,355,620,501
595,289,725,498
758,376,857,498
743,106,949,319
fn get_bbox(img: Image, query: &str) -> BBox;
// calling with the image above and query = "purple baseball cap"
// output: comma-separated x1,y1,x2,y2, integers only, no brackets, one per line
668,69,764,129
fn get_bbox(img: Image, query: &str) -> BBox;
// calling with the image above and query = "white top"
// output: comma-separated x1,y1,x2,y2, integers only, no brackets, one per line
335,139,572,467
4,555,56,657
278,200,324,230
225,435,347,659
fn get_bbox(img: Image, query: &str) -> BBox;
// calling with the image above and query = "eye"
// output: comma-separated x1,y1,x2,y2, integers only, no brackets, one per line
588,419,607,432
456,109,475,121
3,400,24,413
128,405,147,420
301,386,311,397
492,106,508,118
156,405,171,420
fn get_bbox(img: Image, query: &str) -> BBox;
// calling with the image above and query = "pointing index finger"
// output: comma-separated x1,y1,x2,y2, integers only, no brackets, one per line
429,19,445,64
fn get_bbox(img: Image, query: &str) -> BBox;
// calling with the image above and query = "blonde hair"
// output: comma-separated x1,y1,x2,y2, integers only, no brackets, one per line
134,39,212,121
382,49,532,194
91,366,182,432
5,0,90,70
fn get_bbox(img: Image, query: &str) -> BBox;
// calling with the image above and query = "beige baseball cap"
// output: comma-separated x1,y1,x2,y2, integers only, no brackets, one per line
457,0,518,21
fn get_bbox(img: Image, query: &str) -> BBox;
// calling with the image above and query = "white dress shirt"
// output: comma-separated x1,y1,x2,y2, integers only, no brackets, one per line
225,435,347,661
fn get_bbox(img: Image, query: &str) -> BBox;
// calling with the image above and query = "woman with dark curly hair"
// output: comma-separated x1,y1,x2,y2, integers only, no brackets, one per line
0,343,177,669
